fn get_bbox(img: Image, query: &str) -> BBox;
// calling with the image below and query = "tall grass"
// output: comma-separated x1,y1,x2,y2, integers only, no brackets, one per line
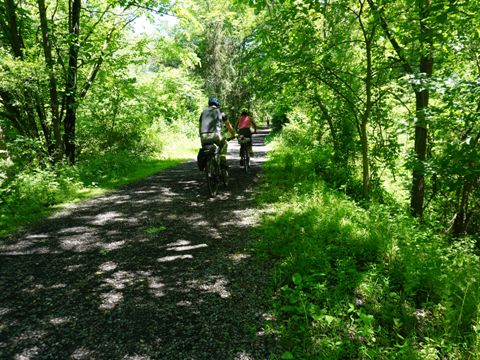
256,129,480,359
0,136,197,237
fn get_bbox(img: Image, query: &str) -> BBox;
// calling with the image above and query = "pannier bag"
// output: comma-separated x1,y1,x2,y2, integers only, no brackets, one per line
197,148,207,171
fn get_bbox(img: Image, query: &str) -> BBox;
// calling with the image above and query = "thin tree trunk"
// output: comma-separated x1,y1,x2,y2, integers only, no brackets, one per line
410,0,433,217
64,0,81,164
35,99,53,155
451,181,473,235
410,89,429,216
358,1,373,199
38,0,63,160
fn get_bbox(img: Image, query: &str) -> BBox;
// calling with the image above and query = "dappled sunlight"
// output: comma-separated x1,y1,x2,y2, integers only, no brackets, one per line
98,261,118,272
176,300,192,306
0,233,56,255
221,208,256,227
91,211,130,226
0,307,12,316
99,291,123,310
100,240,126,251
49,316,73,326
159,187,178,197
167,243,208,252
58,226,92,234
234,351,255,360
101,270,148,290
157,254,193,262
14,346,41,359
133,190,158,195
122,355,152,360
148,277,165,296
64,263,84,272
0,129,271,358
189,276,231,299
228,252,251,264
70,347,94,359
21,283,67,295
165,239,190,247
59,232,101,252
98,270,166,309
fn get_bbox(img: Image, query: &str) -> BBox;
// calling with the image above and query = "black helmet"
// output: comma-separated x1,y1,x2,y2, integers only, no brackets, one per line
208,97,221,107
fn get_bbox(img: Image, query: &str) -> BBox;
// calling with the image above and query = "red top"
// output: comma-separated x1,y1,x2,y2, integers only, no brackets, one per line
237,115,252,129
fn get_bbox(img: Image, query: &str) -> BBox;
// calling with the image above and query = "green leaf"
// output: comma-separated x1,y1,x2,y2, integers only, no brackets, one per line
292,273,302,286
324,315,335,325
145,226,167,234
282,352,294,359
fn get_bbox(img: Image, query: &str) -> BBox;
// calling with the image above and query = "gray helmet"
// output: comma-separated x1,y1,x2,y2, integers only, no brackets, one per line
208,97,221,107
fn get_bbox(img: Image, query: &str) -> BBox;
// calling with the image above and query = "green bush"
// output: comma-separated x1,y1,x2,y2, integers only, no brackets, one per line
256,131,480,359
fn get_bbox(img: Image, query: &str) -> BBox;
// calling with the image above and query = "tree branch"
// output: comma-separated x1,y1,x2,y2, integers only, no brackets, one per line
367,0,413,74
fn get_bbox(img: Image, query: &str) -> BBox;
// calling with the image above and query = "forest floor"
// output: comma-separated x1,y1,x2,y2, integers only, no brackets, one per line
0,128,277,359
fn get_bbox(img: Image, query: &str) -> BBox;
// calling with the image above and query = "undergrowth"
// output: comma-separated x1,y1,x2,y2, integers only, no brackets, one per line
256,130,480,359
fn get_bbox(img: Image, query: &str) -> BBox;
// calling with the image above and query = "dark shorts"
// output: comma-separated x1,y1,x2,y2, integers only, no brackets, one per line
238,128,252,138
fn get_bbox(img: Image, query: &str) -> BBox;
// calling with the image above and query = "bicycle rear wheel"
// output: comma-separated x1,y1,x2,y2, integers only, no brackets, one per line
206,158,218,197
241,145,249,173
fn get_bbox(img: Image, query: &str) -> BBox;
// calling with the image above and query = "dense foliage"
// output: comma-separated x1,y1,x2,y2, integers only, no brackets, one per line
243,0,480,234
256,125,480,359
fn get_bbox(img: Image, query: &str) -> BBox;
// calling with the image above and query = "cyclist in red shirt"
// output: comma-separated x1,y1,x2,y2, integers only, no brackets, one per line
236,109,257,157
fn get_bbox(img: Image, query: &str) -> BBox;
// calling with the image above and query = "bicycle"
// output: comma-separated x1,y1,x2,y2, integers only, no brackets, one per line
238,135,251,173
202,142,229,197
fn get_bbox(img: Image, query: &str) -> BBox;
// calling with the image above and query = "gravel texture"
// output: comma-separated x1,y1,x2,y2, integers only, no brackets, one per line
0,129,276,359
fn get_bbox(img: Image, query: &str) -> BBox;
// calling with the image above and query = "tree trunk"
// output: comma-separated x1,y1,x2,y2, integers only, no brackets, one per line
360,121,370,199
410,89,429,216
368,0,433,216
451,181,473,235
410,0,433,217
64,0,81,164
38,0,63,161
358,2,373,200
4,0,24,59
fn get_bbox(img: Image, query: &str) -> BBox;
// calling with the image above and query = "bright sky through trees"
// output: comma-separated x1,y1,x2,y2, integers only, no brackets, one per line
132,14,179,34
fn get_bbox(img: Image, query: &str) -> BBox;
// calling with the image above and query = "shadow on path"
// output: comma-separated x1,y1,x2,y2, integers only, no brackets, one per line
0,128,274,359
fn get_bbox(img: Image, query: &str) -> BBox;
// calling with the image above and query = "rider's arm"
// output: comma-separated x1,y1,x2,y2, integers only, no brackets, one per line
251,117,258,133
225,120,236,138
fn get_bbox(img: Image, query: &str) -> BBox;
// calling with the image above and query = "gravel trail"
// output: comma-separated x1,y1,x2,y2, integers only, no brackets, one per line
0,129,275,359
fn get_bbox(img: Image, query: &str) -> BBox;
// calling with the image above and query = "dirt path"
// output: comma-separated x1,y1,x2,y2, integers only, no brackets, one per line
0,129,275,359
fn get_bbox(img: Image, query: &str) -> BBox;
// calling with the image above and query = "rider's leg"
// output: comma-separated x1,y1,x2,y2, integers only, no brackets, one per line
219,139,228,166
213,133,228,168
